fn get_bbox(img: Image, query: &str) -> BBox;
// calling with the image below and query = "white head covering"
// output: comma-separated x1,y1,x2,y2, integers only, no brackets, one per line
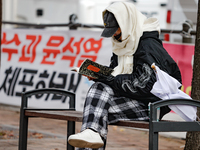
103,2,160,76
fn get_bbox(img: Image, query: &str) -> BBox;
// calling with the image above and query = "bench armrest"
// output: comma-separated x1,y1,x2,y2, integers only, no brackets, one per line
150,98,200,121
21,88,76,110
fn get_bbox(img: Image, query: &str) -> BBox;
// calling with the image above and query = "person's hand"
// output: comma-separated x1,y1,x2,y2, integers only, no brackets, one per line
82,75,95,81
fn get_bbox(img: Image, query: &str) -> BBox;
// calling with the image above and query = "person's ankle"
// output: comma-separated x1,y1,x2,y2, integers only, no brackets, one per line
88,128,97,133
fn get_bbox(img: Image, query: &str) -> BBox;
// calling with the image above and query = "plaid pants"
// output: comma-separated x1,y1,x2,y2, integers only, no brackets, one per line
77,82,148,150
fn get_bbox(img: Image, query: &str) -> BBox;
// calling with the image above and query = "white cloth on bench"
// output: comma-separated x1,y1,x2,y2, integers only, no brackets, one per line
150,63,197,121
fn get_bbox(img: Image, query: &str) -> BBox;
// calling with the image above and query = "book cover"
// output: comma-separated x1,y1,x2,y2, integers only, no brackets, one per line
71,59,113,79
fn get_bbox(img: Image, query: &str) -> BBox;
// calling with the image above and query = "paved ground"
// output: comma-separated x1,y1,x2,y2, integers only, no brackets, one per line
0,104,186,150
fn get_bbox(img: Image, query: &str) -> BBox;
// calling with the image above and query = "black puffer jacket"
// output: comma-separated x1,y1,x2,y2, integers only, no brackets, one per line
109,31,182,118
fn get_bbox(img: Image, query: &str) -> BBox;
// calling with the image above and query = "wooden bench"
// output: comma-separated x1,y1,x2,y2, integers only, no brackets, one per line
18,88,200,150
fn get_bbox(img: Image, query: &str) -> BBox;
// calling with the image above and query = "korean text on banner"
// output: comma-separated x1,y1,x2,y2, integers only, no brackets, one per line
0,29,112,111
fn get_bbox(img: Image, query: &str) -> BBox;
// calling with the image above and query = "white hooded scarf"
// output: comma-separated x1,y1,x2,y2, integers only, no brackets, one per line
103,2,160,76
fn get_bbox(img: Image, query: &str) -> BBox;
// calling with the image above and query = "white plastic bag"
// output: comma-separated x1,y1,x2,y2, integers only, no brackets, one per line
150,63,197,121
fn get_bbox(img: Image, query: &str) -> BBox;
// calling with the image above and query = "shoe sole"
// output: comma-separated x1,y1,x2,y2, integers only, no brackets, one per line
68,139,104,149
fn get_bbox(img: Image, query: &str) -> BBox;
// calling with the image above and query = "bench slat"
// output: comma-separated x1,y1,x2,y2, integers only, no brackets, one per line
153,121,200,132
25,110,149,129
25,110,83,122
114,120,149,129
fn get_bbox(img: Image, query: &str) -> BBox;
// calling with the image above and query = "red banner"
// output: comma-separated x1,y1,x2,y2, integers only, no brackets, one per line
163,42,194,96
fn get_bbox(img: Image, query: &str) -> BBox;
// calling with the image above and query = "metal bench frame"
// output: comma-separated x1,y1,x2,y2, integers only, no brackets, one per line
149,99,200,149
18,88,200,150
18,88,76,150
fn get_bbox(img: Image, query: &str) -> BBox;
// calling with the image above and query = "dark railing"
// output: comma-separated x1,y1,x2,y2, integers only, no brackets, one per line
2,21,196,35
2,14,196,43
2,21,104,29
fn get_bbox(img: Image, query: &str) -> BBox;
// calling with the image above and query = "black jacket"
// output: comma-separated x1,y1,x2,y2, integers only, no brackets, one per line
109,31,182,118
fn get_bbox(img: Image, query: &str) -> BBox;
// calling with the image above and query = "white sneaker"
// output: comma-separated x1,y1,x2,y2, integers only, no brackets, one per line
68,129,104,148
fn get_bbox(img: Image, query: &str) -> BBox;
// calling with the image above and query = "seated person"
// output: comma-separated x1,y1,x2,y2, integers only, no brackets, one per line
68,2,182,150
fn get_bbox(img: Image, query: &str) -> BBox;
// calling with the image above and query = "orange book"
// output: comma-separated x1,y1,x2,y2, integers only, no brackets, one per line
71,59,113,79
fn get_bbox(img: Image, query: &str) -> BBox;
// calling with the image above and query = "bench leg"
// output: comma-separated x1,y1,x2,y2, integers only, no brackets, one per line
18,110,29,150
149,131,158,150
67,121,75,150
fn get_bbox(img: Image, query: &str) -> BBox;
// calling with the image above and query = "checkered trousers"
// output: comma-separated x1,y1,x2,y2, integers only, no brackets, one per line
77,82,149,150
